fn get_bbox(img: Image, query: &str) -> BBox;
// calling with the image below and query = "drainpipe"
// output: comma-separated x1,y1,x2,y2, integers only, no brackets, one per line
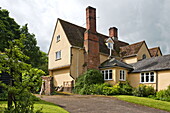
156,71,158,91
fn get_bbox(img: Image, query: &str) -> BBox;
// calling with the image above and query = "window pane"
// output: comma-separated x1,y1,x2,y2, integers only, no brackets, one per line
150,75,154,82
120,70,122,79
141,74,144,82
146,74,149,82
109,70,112,79
105,71,108,79
150,72,154,75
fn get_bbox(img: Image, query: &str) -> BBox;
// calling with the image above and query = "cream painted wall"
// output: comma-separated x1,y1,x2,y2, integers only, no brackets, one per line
158,70,170,91
70,47,84,79
123,56,138,64
137,43,151,60
48,21,71,70
53,68,73,87
100,54,108,64
128,73,140,88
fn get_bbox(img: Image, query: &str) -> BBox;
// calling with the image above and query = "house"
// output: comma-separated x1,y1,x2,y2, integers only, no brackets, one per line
48,6,170,92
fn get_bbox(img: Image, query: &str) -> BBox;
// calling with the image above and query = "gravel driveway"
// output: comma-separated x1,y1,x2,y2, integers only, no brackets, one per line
37,95,169,113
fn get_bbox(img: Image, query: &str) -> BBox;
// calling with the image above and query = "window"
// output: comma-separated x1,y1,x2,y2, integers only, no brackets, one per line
56,35,60,42
120,70,126,81
56,51,61,60
108,42,113,50
101,70,112,80
142,54,146,59
140,72,155,83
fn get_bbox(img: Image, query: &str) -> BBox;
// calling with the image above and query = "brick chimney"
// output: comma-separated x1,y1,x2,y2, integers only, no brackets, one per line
84,6,100,70
109,27,118,41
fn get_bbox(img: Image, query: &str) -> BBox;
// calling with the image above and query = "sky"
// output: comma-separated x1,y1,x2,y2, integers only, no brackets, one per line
1,0,170,54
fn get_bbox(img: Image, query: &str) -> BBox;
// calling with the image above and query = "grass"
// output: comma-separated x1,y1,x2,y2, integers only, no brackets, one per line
0,100,68,113
115,95,170,112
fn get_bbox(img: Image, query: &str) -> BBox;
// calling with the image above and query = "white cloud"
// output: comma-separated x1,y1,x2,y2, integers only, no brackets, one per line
1,0,170,55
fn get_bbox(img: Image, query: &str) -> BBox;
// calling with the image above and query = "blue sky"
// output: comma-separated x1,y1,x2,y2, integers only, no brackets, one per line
1,0,170,54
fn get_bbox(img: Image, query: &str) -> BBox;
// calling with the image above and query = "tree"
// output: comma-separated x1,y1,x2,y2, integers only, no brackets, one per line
0,36,45,112
0,8,48,75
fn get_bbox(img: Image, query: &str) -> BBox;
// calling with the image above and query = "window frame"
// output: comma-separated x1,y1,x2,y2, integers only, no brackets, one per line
108,42,113,50
119,70,126,81
140,72,155,83
56,35,60,42
101,70,113,80
55,50,61,60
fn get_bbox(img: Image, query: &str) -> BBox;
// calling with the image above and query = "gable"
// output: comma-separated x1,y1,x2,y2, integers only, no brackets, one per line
48,19,71,70
149,47,162,57
137,42,151,60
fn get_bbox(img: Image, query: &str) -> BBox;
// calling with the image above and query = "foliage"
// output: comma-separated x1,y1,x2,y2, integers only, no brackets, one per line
0,36,43,112
114,81,133,95
0,8,48,75
0,91,8,101
156,85,170,101
115,95,170,112
132,84,155,97
74,69,104,94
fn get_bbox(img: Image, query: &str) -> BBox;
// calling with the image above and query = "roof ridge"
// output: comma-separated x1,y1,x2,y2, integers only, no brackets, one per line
120,40,144,48
58,18,86,30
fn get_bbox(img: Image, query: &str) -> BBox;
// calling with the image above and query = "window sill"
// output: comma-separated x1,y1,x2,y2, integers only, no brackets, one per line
119,79,126,81
140,82,155,84
104,79,113,81
56,40,60,43
55,58,61,61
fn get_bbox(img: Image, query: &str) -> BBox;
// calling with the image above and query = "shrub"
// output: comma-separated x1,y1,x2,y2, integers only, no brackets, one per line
132,84,155,97
74,69,104,94
115,81,133,95
156,85,170,101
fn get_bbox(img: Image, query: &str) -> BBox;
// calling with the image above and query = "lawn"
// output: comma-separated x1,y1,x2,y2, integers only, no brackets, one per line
0,100,68,113
115,95,170,112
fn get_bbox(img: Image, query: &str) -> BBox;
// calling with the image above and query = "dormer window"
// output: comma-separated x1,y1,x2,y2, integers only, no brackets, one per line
56,35,60,42
108,42,113,50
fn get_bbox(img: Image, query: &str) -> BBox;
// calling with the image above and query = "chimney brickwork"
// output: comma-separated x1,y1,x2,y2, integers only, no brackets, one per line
84,6,100,70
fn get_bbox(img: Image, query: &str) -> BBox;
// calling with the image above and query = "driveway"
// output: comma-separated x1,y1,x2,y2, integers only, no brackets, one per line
37,95,169,113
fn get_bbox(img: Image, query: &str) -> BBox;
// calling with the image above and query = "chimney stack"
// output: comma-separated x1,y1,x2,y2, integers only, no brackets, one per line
86,6,96,32
84,6,100,70
109,27,118,40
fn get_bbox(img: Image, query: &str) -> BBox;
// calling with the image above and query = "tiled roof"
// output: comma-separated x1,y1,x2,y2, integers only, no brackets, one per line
131,54,170,73
120,41,145,58
59,19,128,56
99,58,133,69
149,47,159,57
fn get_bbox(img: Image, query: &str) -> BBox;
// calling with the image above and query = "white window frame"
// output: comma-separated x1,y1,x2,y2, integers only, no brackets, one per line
108,42,113,50
120,70,126,81
101,70,113,80
56,51,61,60
56,35,60,42
140,72,155,83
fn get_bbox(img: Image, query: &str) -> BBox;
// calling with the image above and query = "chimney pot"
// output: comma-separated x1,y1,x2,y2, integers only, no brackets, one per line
109,27,118,40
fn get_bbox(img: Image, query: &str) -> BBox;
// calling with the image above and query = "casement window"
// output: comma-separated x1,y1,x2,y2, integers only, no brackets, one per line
120,70,126,81
140,72,155,83
101,70,112,80
56,35,60,42
56,51,61,60
108,42,113,50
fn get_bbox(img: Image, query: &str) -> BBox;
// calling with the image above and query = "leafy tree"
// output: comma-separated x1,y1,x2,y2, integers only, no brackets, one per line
0,8,48,75
0,36,44,112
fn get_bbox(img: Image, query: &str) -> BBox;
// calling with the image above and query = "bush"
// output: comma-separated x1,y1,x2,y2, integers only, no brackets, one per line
132,84,155,97
0,91,8,101
74,69,104,94
115,81,133,95
156,85,170,101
